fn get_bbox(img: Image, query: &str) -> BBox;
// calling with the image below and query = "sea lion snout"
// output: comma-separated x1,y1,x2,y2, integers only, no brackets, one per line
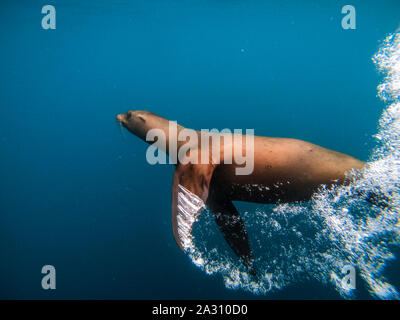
116,113,126,124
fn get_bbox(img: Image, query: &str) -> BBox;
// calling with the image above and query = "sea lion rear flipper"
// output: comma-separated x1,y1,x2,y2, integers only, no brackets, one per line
207,192,256,275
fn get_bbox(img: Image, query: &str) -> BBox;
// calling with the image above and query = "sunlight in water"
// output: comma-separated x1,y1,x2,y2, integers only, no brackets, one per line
185,32,400,299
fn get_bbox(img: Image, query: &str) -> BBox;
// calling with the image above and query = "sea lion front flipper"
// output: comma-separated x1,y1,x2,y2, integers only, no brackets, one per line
171,164,208,252
207,191,256,275
171,163,256,275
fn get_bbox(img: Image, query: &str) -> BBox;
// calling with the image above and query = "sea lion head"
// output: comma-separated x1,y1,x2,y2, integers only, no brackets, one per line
116,110,168,141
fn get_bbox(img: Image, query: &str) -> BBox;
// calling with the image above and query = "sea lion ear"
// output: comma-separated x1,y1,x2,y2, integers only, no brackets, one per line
171,165,208,251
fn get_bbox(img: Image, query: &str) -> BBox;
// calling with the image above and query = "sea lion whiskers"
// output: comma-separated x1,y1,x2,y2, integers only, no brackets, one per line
119,121,127,140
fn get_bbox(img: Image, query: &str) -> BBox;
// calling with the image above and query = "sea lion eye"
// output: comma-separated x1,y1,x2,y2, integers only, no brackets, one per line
126,112,132,120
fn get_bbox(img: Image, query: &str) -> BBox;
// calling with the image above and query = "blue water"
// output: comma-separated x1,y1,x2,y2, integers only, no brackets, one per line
1,0,400,299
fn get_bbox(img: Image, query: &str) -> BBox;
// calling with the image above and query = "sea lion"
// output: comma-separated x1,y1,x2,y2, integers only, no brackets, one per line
116,110,365,274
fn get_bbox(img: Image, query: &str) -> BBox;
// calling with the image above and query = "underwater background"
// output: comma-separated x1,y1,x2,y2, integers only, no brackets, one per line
1,0,400,299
